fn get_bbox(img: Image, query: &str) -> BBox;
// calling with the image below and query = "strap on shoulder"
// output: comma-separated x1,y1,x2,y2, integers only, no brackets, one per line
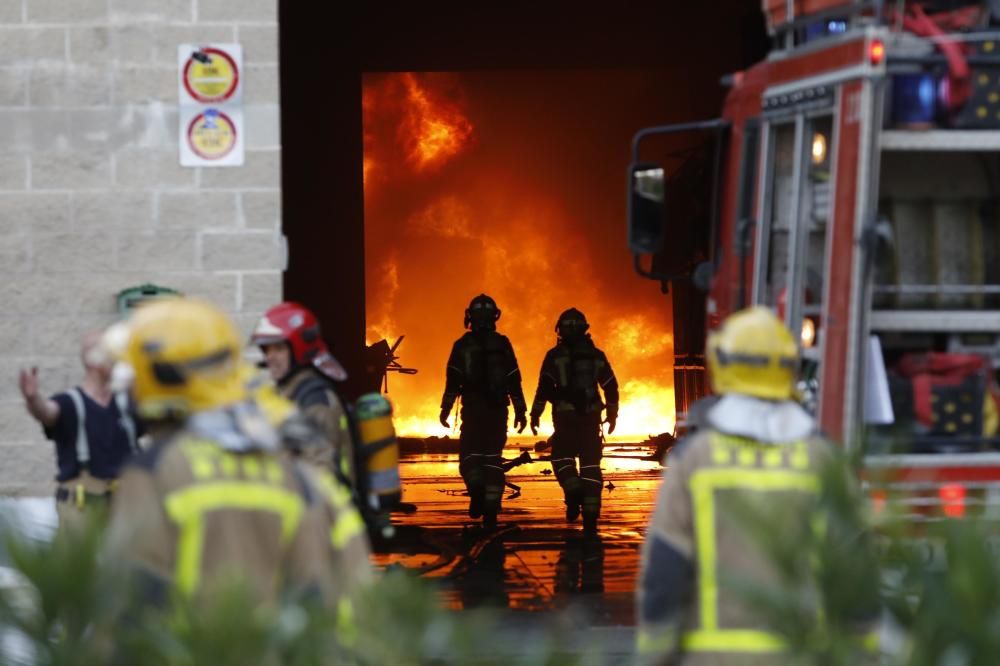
67,388,89,464
292,375,336,410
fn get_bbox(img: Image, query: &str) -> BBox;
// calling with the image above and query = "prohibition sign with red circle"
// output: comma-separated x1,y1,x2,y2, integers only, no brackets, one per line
182,47,240,104
186,110,238,160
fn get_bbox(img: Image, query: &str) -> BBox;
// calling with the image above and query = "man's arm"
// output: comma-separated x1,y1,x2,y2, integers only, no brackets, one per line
440,341,464,427
597,352,619,433
19,367,60,428
529,352,557,434
504,338,528,432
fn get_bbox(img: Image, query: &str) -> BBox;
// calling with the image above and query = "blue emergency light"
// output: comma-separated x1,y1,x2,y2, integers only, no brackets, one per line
891,73,938,127
805,18,848,41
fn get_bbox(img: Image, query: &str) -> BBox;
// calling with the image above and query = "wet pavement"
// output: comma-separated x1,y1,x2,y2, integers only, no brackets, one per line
373,442,664,626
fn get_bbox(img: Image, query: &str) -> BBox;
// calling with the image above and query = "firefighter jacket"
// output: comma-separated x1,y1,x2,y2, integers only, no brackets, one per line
636,394,878,664
441,331,527,414
105,401,371,611
279,366,357,486
530,336,619,419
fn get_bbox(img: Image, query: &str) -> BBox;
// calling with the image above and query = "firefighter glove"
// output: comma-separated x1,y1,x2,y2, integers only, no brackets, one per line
514,410,527,434
606,407,618,434
439,408,450,429
530,412,540,436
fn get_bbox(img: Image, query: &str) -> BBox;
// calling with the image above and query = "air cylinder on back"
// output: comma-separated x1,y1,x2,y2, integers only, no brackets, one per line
355,393,401,511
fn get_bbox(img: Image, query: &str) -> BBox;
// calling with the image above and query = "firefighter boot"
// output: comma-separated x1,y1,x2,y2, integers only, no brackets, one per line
582,496,600,534
563,478,583,522
482,482,503,528
468,484,485,519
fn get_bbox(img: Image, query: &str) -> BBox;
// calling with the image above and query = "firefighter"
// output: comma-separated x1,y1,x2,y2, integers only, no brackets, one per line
105,298,371,609
440,294,528,527
530,308,619,533
636,307,877,664
250,302,356,487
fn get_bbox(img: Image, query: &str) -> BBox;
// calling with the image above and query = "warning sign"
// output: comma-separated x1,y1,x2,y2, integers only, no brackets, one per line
179,106,243,166
179,44,242,104
178,43,244,167
183,48,239,103
187,109,238,160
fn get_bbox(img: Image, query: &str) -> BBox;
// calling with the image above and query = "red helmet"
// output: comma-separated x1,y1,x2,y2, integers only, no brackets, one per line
251,302,347,381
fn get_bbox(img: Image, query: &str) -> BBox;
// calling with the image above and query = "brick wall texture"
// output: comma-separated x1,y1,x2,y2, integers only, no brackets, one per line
0,0,282,495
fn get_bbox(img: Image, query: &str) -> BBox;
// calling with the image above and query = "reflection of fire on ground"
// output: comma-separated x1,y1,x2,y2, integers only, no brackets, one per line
364,72,677,442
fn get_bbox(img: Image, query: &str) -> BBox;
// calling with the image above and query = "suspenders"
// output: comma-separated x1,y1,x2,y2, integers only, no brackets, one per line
65,387,139,468
66,387,90,465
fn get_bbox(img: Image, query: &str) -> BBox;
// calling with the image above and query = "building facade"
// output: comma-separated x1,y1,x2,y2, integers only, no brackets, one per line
0,0,282,495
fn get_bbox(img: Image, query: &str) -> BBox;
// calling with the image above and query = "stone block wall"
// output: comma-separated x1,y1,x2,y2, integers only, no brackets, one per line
0,0,282,495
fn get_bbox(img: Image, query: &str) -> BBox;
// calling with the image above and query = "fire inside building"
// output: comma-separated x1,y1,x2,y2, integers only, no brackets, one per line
363,70,680,442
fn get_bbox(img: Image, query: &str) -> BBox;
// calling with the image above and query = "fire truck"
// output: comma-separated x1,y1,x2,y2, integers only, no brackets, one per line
628,0,1000,522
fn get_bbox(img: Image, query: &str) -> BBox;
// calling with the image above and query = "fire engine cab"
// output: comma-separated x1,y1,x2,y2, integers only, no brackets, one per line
629,0,1000,521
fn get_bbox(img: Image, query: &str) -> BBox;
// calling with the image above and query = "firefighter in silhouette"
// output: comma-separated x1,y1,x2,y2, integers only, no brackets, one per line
440,294,528,527
530,308,619,533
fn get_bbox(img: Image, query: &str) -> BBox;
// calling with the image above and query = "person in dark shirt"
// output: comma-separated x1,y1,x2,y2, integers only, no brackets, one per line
440,294,528,528
19,329,138,531
530,308,619,533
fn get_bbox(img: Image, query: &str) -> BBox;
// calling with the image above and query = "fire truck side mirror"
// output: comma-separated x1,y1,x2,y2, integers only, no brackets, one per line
628,163,666,254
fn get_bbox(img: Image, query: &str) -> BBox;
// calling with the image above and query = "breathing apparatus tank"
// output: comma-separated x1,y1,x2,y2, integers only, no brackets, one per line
354,393,401,536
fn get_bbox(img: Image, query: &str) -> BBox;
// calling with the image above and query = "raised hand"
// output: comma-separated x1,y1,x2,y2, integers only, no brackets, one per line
18,367,39,402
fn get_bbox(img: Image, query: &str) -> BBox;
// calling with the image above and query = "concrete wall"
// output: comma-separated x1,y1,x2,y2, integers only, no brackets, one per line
0,0,282,495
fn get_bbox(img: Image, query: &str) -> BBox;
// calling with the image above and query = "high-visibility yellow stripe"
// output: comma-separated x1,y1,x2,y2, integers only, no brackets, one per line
857,629,880,652
264,460,283,484
337,597,358,647
690,466,820,631
331,509,365,549
712,443,732,464
165,481,305,596
313,470,354,509
763,447,784,468
181,439,221,479
242,457,261,479
682,629,787,652
738,446,757,466
309,468,367,550
219,454,239,478
790,441,810,469
636,626,677,654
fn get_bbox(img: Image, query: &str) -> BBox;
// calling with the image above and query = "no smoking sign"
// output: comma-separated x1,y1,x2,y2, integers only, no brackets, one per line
178,44,244,167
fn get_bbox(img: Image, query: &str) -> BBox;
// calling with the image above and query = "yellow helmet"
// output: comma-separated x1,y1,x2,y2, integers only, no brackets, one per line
125,297,247,420
706,306,799,401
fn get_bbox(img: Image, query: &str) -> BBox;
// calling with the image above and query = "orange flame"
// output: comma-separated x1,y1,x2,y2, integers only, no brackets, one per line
400,73,473,170
366,253,400,346
363,72,676,443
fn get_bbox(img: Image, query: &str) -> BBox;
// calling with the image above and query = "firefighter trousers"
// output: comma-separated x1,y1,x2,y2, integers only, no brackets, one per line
459,402,508,514
550,411,603,520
